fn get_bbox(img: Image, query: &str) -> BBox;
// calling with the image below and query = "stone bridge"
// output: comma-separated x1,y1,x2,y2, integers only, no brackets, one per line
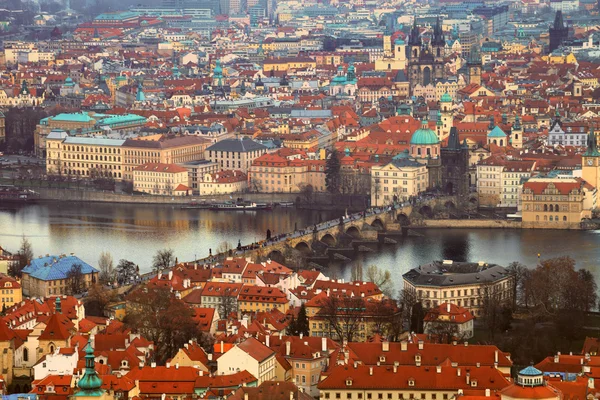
237,204,414,262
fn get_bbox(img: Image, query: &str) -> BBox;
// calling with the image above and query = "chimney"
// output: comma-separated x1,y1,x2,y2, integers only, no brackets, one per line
289,391,293,400
175,363,179,369
494,350,499,363
554,354,559,363
369,367,373,376
382,341,389,352
199,370,203,376
299,333,303,339
485,389,490,397
220,341,224,354
457,368,461,377
286,341,291,356
446,303,451,313
266,335,270,348
244,393,249,400
589,378,595,389
322,337,327,353
393,364,398,373
436,366,441,373
208,354,213,361
166,362,170,368
168,271,173,281
466,373,470,385
418,341,423,350
151,362,156,368
401,341,407,351
464,342,468,347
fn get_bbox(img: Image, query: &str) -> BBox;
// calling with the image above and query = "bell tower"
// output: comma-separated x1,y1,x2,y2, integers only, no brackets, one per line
582,129,600,189
511,115,523,149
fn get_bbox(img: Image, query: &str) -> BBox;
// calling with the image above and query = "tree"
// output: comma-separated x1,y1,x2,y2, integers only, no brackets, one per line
84,284,113,317
12,235,33,277
410,302,425,334
152,248,175,274
365,265,394,298
372,177,382,206
295,304,310,336
116,259,138,285
98,251,114,284
67,263,85,295
320,296,366,343
507,261,530,308
218,294,238,320
480,283,512,341
125,286,212,364
325,150,341,195
426,320,464,344
298,183,314,204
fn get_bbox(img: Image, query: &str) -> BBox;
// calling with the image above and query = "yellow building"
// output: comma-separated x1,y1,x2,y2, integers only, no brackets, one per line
237,286,289,313
249,152,327,193
263,57,316,72
521,178,595,229
123,135,210,181
46,131,125,180
132,163,191,196
0,273,22,309
0,111,5,143
371,158,428,206
36,112,97,157
374,37,407,71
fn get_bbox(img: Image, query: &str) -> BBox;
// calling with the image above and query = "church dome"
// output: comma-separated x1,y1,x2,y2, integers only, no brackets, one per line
440,92,452,102
77,340,103,395
394,38,405,45
410,121,439,145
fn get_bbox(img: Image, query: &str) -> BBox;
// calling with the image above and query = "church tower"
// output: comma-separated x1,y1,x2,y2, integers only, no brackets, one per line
511,115,523,149
408,18,422,90
212,59,223,87
383,25,393,57
582,129,600,189
467,44,482,86
431,17,445,81
549,11,568,53
439,92,453,140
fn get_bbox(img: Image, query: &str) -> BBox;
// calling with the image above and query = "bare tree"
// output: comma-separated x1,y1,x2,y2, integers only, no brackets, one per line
425,320,466,344
218,294,238,320
98,251,114,284
67,263,86,295
366,264,394,298
298,183,314,203
320,296,366,343
372,177,382,206
152,248,175,274
12,235,33,277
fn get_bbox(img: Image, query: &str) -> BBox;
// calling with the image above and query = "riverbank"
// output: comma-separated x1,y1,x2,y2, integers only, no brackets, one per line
21,187,367,209
412,219,523,229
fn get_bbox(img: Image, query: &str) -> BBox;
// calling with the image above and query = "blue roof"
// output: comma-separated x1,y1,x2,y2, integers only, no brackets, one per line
488,126,506,138
3,395,37,400
519,366,542,376
23,255,98,281
51,112,94,123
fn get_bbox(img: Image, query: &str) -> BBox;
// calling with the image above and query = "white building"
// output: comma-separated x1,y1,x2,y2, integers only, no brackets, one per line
33,347,79,380
217,337,276,384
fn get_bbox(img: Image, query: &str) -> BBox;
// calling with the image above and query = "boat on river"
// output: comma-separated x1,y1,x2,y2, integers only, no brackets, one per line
210,202,272,211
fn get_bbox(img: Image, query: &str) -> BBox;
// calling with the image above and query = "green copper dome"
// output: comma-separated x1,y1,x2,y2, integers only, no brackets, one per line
440,92,452,102
76,340,104,397
410,121,439,145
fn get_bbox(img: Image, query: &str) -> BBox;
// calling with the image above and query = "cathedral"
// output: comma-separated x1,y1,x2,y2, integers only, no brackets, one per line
408,17,446,91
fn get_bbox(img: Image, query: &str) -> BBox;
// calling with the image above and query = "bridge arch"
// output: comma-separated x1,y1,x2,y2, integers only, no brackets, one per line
419,205,434,218
397,213,410,226
267,250,285,264
294,241,312,254
346,226,362,238
371,218,384,230
320,233,336,247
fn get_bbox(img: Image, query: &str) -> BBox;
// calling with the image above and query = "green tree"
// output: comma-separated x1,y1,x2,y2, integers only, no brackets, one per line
116,259,138,285
296,304,310,336
325,150,341,194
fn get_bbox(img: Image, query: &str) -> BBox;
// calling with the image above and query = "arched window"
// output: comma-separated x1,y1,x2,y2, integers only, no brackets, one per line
437,48,441,57
563,216,567,221
500,139,504,146
515,134,519,140
544,215,548,221
549,216,553,221
549,204,553,212
544,204,548,211
23,348,29,362
536,215,540,221
413,49,417,58
555,204,559,211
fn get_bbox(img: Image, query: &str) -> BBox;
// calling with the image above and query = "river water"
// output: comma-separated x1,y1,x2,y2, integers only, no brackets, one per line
1,203,598,293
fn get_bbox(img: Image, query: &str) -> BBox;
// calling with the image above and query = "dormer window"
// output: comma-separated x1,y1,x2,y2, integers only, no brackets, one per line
471,380,477,387
408,379,415,387
346,379,353,386
379,356,386,363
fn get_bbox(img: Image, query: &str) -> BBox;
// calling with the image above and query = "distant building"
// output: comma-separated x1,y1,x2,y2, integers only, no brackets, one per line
402,260,513,316
22,255,99,298
205,138,268,173
549,11,569,53
199,170,248,195
133,163,191,196
0,274,22,309
424,302,475,340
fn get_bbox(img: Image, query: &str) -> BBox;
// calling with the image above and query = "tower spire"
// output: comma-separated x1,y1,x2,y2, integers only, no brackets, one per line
75,340,104,396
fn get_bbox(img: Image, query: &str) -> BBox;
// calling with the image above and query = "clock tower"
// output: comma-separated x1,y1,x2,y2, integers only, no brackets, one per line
582,129,600,189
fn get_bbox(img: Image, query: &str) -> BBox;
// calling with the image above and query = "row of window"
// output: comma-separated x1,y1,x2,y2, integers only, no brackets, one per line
324,392,451,399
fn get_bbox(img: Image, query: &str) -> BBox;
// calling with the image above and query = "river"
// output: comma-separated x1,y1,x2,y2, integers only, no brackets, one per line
1,203,598,293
